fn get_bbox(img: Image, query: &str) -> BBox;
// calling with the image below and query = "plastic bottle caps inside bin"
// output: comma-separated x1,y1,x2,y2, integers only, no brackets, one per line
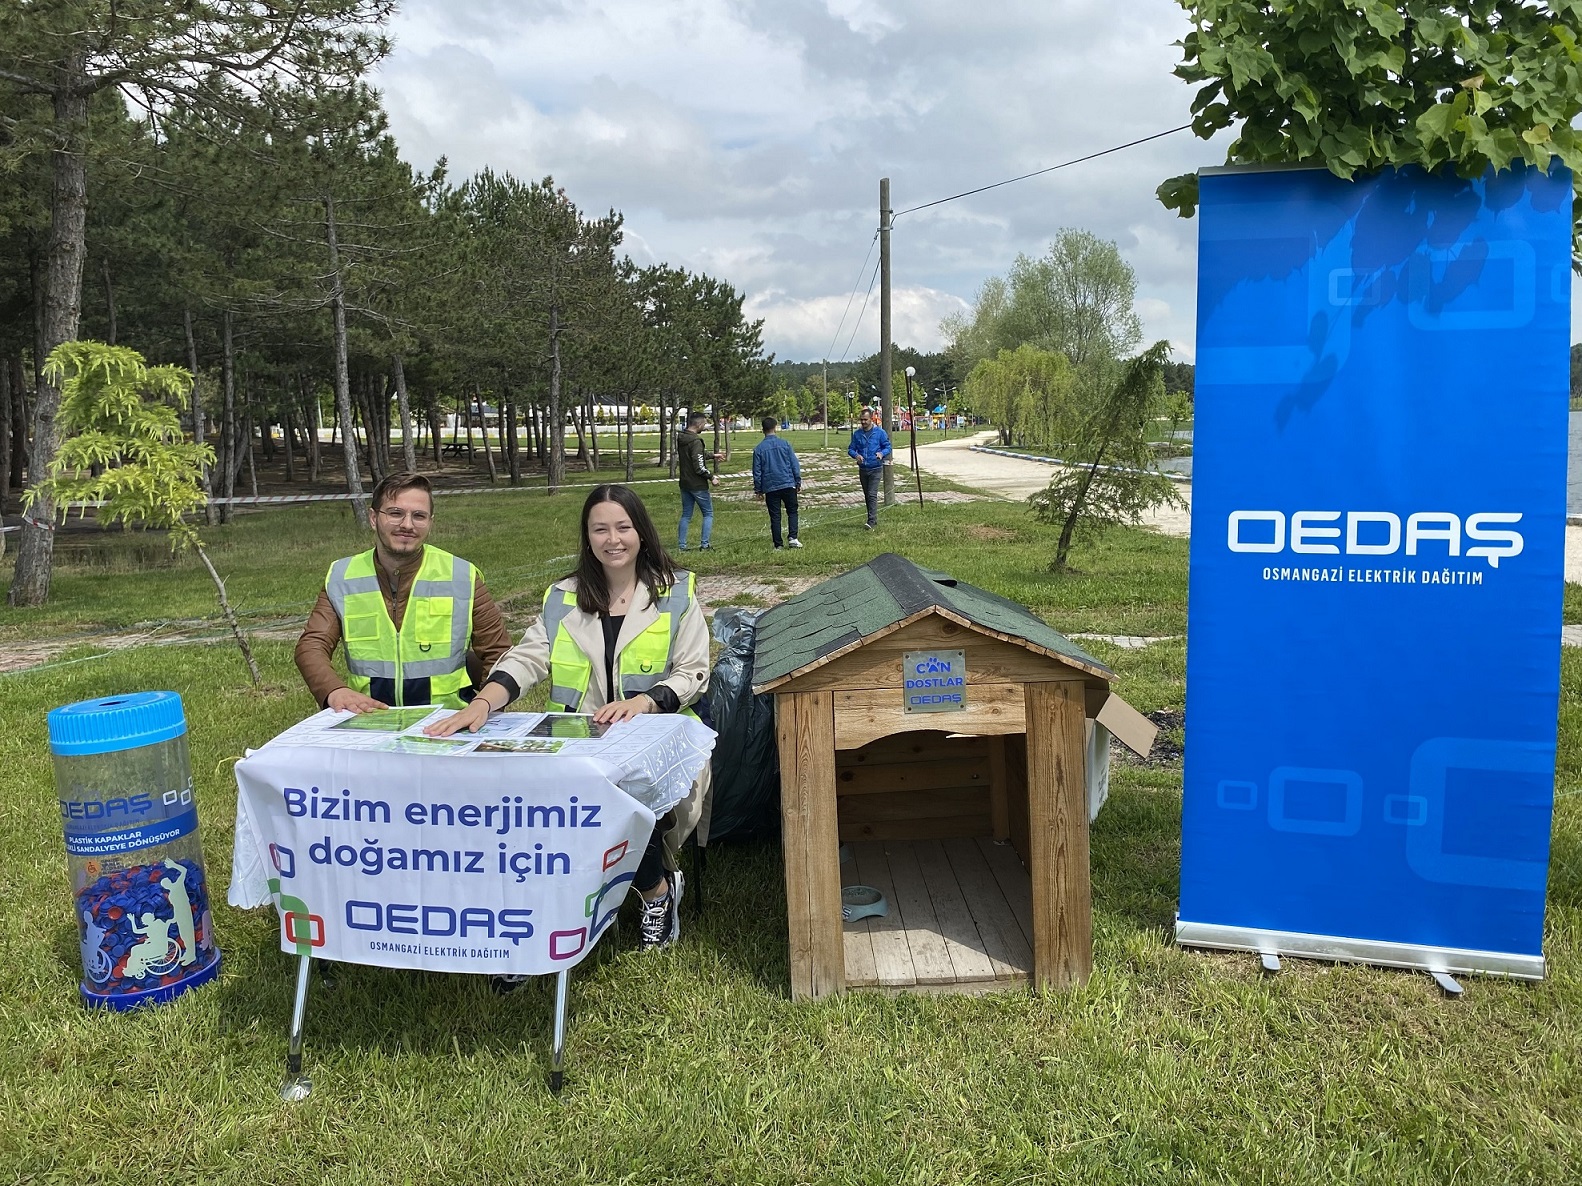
49,692,222,1010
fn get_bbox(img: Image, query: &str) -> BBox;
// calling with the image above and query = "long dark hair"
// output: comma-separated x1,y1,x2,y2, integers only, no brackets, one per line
572,484,677,615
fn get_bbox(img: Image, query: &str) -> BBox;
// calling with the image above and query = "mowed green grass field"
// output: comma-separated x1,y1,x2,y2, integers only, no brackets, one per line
0,449,1577,1185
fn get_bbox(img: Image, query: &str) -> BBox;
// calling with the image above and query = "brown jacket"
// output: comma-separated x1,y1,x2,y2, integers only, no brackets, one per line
294,547,514,708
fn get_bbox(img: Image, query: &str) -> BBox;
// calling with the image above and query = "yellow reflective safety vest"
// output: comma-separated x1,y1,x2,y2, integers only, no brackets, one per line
541,572,698,717
325,546,477,708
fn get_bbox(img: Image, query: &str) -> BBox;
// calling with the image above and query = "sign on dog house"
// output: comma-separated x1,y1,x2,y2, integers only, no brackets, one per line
753,553,1156,1000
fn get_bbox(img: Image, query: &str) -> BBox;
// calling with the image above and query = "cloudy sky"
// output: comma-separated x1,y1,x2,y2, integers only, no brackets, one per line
373,0,1579,364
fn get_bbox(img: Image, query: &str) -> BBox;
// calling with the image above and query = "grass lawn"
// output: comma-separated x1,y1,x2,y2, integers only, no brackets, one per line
0,465,1577,1184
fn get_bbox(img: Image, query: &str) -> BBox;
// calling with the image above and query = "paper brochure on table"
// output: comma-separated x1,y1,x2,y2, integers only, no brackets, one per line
253,707,712,813
331,706,437,732
403,709,550,743
228,707,716,977
266,706,636,754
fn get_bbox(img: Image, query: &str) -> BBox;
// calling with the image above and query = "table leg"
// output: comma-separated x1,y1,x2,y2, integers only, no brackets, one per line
549,967,570,1093
280,952,314,1102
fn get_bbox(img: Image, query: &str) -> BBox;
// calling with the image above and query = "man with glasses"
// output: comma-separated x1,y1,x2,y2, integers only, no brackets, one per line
295,472,513,712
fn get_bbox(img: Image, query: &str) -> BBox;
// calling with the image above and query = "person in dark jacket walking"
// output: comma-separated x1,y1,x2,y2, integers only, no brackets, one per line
847,407,892,529
752,416,802,549
676,410,721,550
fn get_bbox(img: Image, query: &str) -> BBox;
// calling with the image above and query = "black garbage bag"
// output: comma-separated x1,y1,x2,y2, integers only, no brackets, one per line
705,607,780,843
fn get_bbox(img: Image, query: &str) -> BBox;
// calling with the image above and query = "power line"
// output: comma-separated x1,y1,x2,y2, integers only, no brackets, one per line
825,229,880,362
893,124,1194,220
813,123,1193,365
837,255,883,363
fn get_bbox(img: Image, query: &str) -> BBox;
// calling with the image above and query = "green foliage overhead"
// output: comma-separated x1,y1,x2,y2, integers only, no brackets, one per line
1161,1,1582,265
28,341,211,543
0,1,395,112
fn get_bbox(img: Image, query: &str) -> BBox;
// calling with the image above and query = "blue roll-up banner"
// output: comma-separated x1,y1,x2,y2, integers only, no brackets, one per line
1180,164,1571,979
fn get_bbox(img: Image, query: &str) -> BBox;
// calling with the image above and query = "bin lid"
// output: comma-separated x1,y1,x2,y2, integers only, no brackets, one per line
48,691,187,755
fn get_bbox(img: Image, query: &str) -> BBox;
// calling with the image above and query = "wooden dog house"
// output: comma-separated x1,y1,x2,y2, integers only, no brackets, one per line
753,553,1155,1000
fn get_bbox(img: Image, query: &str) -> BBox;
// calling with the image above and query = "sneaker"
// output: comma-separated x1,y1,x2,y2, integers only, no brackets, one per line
699,543,713,551
638,869,684,950
773,544,783,550
490,974,530,996
787,538,802,548
864,522,876,530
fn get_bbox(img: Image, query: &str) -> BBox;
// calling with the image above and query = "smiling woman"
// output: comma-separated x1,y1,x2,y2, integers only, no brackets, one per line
576,486,667,618
424,483,713,963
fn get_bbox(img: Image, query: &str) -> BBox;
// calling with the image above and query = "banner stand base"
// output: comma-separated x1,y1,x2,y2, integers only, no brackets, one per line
1175,919,1544,982
1431,972,1465,997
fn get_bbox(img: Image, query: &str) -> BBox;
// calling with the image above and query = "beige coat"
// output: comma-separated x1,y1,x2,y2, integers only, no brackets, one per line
489,574,715,843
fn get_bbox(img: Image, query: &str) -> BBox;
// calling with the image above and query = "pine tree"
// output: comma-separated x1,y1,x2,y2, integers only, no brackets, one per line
1,0,394,604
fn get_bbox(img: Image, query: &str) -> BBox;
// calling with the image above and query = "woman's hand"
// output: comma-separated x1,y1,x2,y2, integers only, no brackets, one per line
425,700,490,736
592,694,655,725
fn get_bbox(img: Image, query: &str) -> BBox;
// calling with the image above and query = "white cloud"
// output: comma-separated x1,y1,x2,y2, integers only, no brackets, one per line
823,0,902,41
745,284,969,362
891,286,972,354
374,0,1246,360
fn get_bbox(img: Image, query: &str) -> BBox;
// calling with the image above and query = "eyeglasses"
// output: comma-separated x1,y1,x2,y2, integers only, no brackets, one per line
377,508,431,525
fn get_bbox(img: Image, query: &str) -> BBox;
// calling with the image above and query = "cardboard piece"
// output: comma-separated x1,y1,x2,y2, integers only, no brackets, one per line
1082,688,1157,758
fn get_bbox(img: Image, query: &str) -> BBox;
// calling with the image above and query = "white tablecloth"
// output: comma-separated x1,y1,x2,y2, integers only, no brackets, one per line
228,709,714,976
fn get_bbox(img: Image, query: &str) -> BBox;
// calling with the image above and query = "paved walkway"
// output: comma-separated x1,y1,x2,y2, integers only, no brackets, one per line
913,432,1190,536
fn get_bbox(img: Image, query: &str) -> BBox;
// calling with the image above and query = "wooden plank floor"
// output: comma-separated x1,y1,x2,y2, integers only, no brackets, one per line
841,838,1034,993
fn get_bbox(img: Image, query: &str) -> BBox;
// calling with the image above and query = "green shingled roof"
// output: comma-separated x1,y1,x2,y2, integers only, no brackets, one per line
752,553,1113,690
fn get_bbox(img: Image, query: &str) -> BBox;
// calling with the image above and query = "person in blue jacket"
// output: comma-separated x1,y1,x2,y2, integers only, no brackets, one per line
847,406,892,529
752,416,803,549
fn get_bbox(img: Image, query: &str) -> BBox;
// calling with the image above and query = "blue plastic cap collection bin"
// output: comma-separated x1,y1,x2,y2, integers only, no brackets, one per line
49,692,222,1010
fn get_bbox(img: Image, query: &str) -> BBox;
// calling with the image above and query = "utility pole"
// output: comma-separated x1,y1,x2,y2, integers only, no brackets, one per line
821,358,828,451
879,177,895,506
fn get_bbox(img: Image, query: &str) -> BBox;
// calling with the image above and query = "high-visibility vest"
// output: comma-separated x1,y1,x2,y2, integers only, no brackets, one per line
540,572,697,716
325,546,477,708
